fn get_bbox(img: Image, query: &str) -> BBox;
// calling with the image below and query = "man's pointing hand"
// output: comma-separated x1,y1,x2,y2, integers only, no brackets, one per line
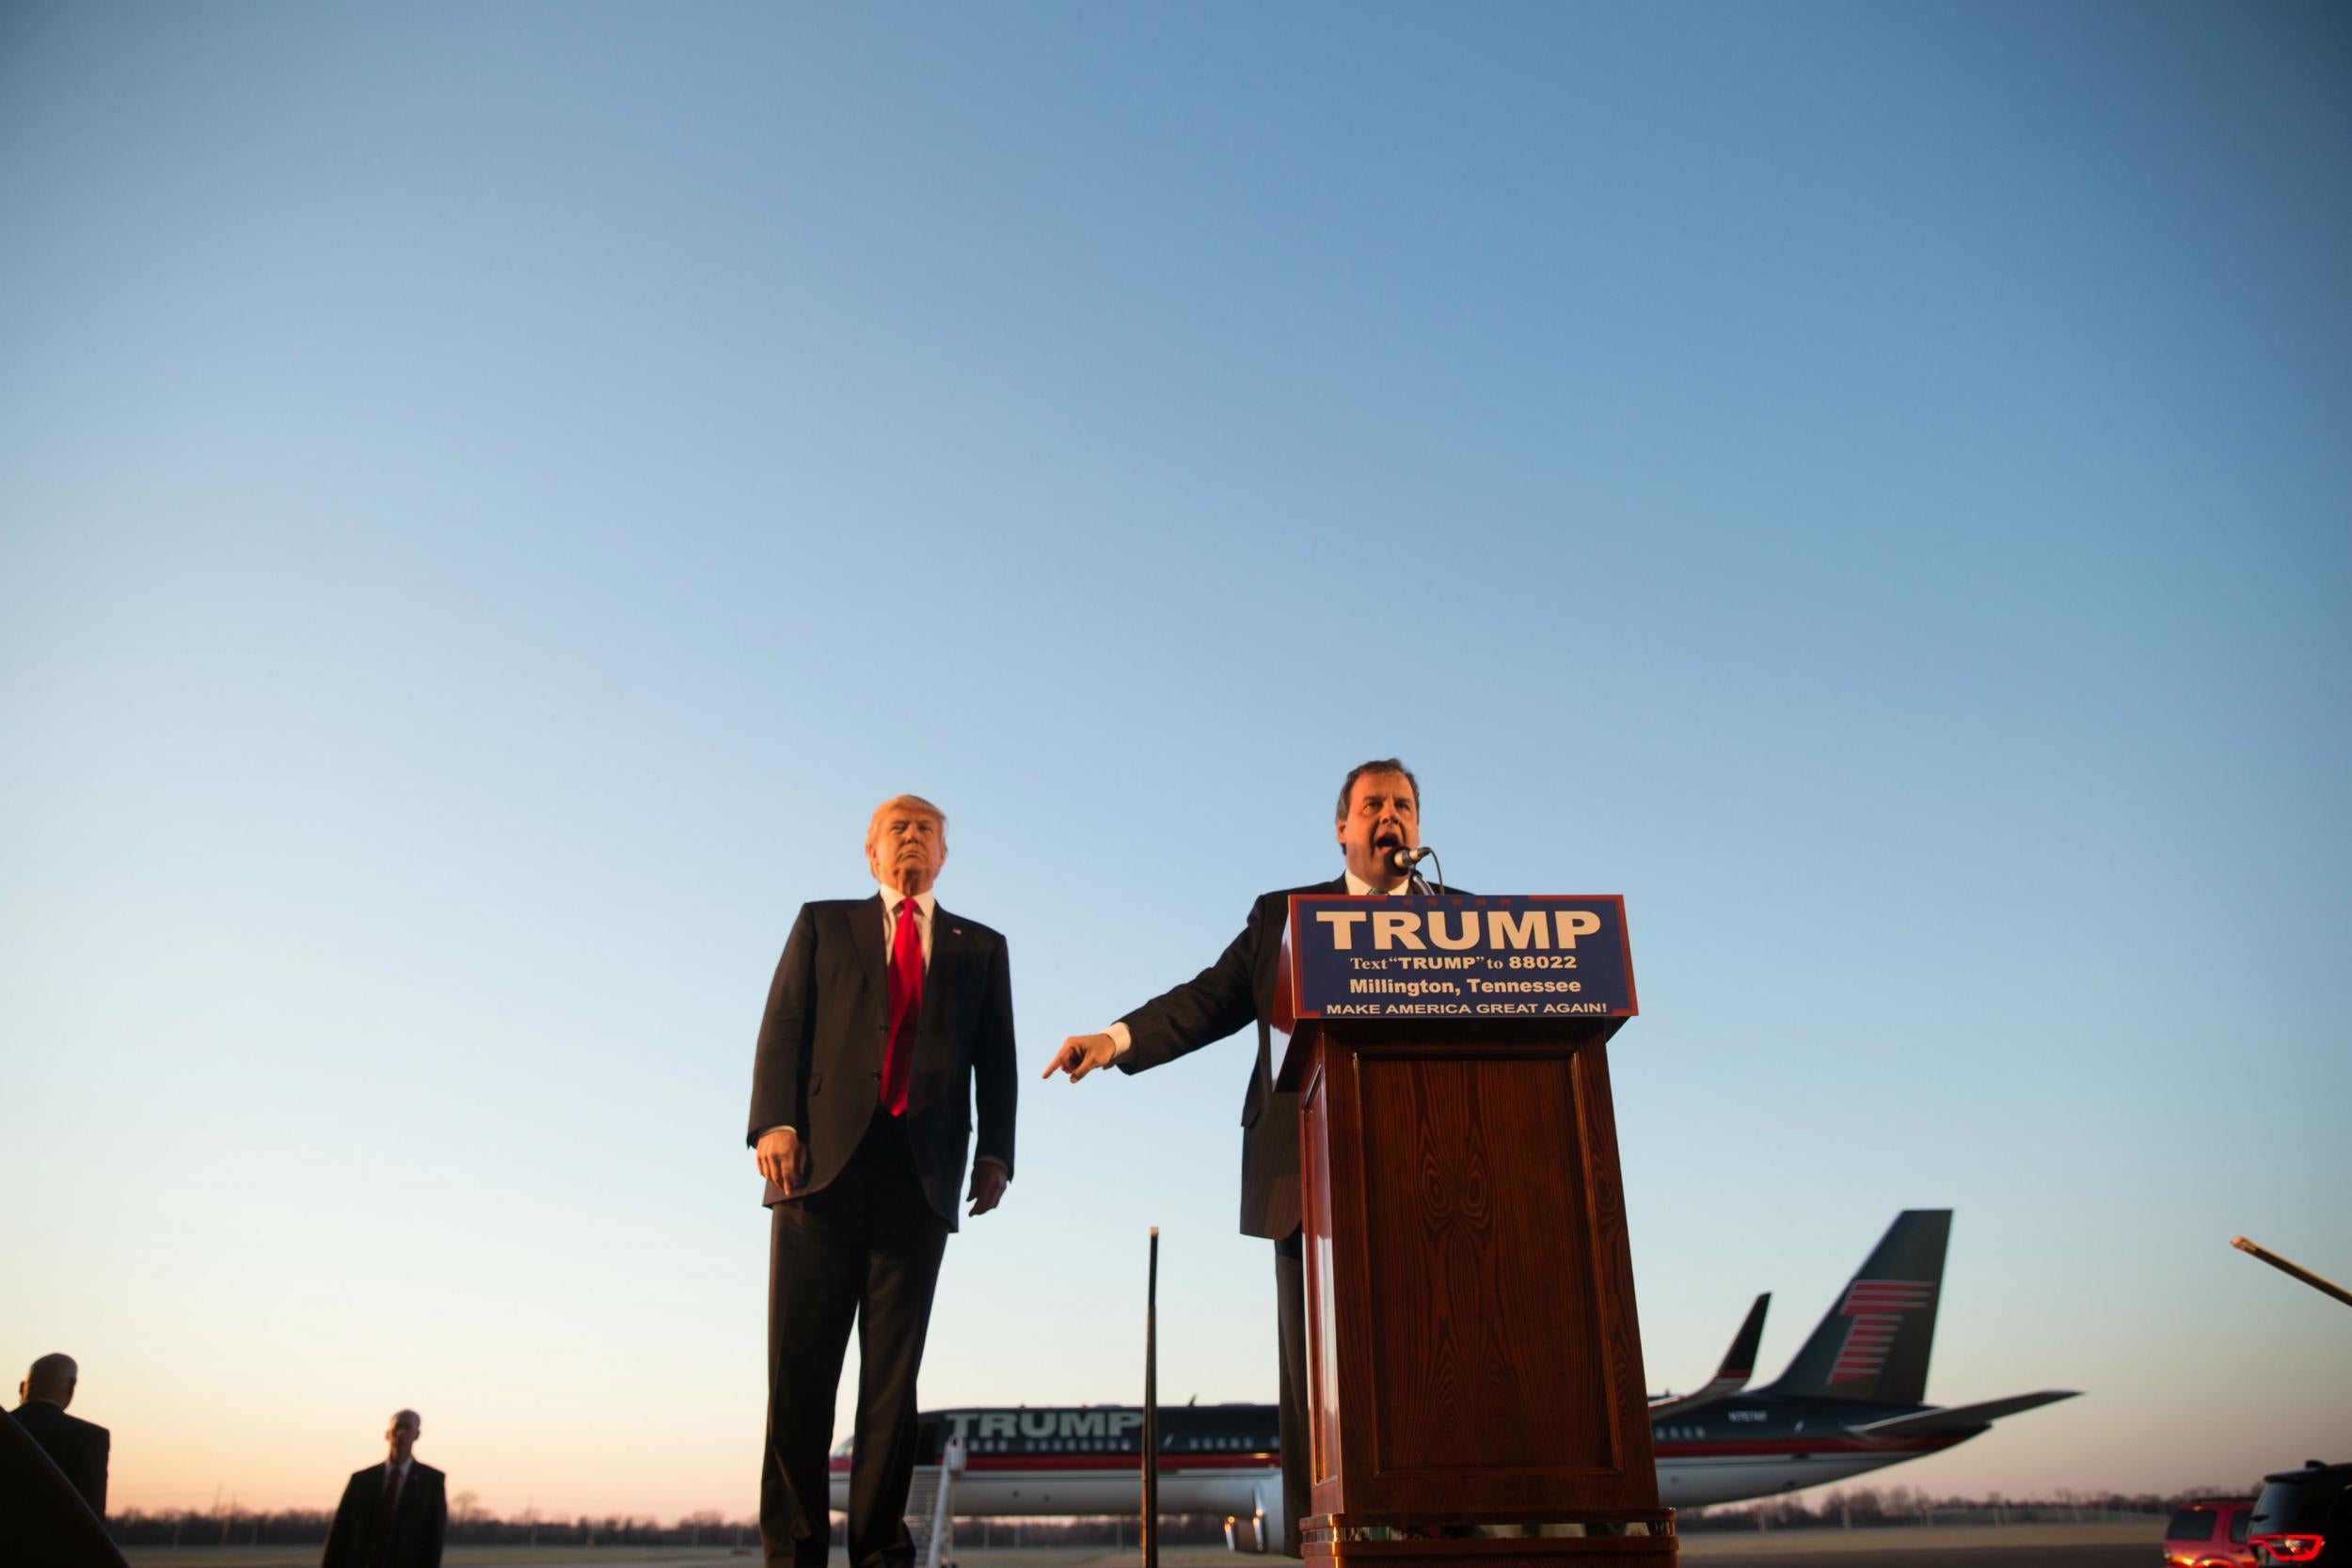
1042,1034,1117,1082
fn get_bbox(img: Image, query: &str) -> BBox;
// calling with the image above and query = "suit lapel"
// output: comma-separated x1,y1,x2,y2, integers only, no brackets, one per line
848,894,886,1005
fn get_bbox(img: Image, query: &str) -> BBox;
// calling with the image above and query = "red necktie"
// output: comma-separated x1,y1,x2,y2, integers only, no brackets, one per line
881,896,922,1115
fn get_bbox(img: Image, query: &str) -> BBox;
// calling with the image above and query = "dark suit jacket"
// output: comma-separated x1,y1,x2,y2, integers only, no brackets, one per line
1116,877,1345,1241
9,1400,107,1515
748,895,1017,1229
321,1459,444,1568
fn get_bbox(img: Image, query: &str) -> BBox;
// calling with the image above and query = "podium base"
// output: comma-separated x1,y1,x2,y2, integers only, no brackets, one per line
1301,1513,1675,1568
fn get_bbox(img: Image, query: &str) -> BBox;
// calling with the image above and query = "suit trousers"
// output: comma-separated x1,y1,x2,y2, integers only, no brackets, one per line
763,1111,949,1568
1274,1229,1309,1558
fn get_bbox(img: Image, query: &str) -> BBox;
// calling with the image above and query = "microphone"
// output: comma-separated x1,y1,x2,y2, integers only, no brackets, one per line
1382,845,1434,876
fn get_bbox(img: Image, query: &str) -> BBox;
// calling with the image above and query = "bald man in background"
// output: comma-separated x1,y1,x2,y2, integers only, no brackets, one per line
321,1409,445,1568
13,1353,108,1514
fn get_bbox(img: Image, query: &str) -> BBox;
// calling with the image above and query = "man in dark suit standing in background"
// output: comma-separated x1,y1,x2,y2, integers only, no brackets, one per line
749,793,1017,1568
13,1353,109,1515
320,1408,444,1568
1042,759,1434,1557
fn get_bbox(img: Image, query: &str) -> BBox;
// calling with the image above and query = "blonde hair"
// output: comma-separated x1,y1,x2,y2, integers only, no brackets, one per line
866,794,947,849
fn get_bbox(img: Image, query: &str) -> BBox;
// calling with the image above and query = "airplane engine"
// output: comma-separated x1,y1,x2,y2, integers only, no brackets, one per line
1224,1478,1281,1554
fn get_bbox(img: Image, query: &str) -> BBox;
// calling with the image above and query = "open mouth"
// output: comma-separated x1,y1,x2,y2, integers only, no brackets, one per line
1374,831,1403,851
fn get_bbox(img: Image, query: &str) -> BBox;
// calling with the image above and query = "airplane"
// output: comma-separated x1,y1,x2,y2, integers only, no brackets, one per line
829,1210,2078,1548
1637,1210,2077,1510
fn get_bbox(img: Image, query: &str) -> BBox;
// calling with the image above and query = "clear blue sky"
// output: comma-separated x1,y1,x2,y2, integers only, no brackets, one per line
3,0,2345,1522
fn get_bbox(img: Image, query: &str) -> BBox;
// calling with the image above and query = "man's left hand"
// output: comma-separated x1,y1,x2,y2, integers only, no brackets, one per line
968,1157,1009,1216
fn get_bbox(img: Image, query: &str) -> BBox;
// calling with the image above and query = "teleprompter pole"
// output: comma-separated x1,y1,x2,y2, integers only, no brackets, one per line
2233,1235,2352,1309
1142,1225,1160,1568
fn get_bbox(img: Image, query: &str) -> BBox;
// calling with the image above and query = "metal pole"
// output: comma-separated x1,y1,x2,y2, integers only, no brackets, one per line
2233,1236,2352,1309
1142,1226,1160,1568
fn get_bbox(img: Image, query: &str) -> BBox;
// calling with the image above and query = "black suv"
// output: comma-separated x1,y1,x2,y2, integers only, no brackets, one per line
2250,1461,2352,1565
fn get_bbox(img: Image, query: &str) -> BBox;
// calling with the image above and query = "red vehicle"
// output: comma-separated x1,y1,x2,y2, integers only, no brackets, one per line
2166,1499,2260,1568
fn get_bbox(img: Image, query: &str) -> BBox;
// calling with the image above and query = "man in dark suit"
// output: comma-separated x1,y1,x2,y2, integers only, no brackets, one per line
749,793,1017,1568
320,1408,444,1568
1043,759,1434,1556
13,1353,108,1515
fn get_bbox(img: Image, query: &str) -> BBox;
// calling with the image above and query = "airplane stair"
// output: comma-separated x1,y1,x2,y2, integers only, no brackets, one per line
904,1435,965,1568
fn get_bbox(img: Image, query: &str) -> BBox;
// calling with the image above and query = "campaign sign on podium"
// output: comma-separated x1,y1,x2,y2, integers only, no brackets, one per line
1286,895,1637,1022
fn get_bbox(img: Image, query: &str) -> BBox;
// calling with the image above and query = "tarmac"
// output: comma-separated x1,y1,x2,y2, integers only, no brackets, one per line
119,1522,2166,1568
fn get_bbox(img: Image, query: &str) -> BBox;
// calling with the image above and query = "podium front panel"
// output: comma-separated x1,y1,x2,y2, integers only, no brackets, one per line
1305,1026,1659,1519
1358,1050,1615,1478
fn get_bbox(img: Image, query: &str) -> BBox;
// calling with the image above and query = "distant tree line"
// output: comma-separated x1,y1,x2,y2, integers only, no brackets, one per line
1679,1482,2263,1534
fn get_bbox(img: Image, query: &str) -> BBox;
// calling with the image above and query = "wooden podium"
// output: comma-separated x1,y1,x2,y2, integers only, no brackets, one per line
1273,895,1673,1567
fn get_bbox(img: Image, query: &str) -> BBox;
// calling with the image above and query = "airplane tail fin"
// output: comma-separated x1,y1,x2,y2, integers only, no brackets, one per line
1649,1292,1771,1418
1717,1291,1770,1386
1761,1210,1949,1405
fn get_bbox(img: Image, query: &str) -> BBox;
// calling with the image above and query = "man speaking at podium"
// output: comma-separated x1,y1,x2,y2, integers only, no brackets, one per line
750,794,1018,1568
1043,758,1434,1556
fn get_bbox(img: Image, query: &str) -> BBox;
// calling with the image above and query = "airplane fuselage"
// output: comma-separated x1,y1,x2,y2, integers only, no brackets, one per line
829,1404,1277,1517
1643,1389,1971,1507
825,1397,1980,1517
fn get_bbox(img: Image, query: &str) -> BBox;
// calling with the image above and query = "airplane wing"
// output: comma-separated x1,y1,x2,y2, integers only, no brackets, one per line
1648,1292,1770,1418
1847,1390,2080,1441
